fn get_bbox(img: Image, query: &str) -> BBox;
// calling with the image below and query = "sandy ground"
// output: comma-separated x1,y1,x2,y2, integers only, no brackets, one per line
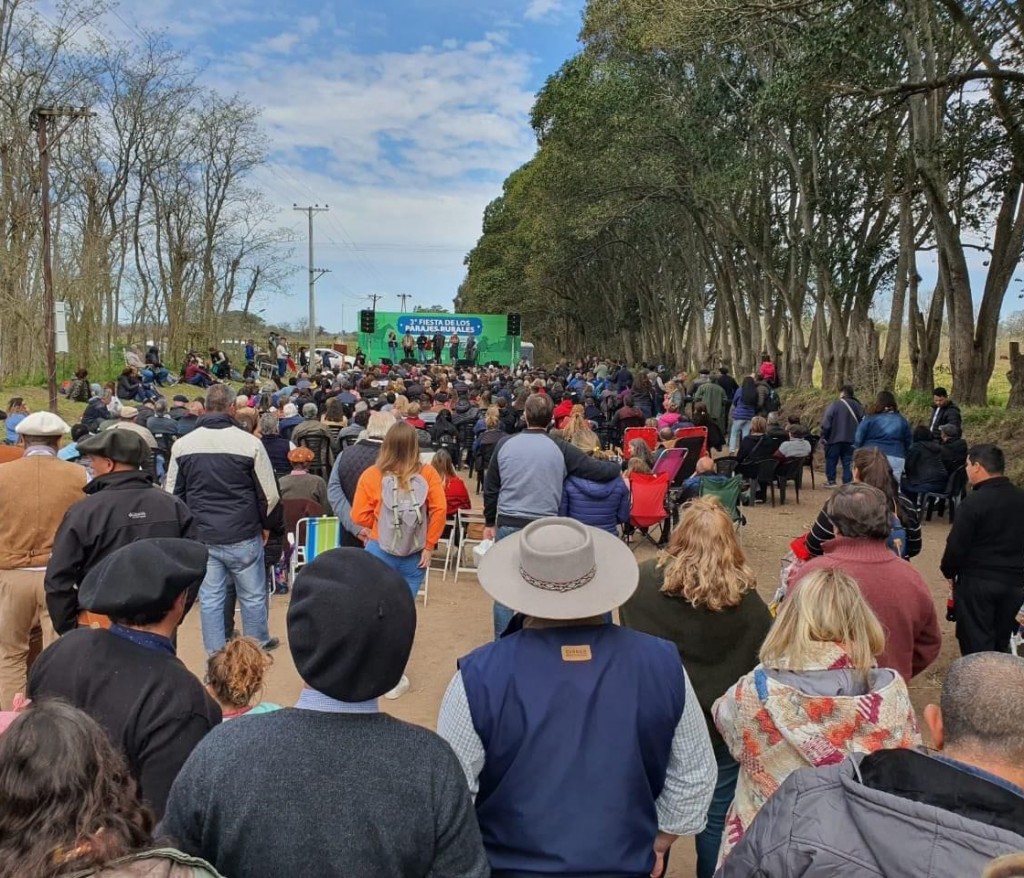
176,475,957,877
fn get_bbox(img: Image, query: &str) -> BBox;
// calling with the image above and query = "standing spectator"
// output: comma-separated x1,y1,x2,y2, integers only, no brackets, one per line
693,375,727,432
728,377,758,453
245,338,256,371
164,384,280,654
854,390,912,481
275,337,290,378
903,424,950,502
29,540,222,818
432,329,446,364
619,498,772,878
714,567,920,861
941,444,1024,654
0,412,87,708
416,332,428,362
929,386,962,438
804,447,922,559
756,353,777,386
820,384,864,486
449,332,460,364
161,549,489,878
482,393,621,637
44,430,197,635
717,367,739,413
328,411,393,548
558,428,631,535
0,701,222,878
717,653,1024,878
795,484,941,679
438,518,716,878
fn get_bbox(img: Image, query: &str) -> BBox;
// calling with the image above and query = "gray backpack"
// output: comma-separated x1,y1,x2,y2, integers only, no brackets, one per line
379,472,429,556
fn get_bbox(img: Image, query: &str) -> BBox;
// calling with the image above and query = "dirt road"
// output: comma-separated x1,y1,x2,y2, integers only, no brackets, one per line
176,480,957,876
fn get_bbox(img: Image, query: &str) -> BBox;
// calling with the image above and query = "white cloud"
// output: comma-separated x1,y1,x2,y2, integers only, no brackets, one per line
524,0,564,21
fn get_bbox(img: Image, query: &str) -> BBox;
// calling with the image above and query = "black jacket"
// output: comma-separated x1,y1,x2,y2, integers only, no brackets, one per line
941,476,1024,583
930,401,962,437
45,471,198,635
28,628,221,819
940,437,968,474
904,439,948,487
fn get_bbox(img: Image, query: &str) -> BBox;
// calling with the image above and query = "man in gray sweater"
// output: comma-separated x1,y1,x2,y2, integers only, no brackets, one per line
159,548,489,878
482,392,621,636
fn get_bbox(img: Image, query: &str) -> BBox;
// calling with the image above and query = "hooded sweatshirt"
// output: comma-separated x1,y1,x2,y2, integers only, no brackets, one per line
712,642,919,862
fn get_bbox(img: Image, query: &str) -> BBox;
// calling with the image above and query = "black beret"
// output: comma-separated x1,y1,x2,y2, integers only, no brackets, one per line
287,548,416,701
79,539,208,618
76,429,148,467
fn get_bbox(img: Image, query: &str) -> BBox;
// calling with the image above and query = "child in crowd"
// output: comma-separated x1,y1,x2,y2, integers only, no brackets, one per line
206,637,281,720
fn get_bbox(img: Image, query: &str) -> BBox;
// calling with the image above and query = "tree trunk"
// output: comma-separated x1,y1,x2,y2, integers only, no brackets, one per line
1007,342,1024,408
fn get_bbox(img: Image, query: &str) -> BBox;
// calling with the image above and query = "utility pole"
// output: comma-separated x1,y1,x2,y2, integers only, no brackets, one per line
32,106,92,413
398,293,410,312
367,293,383,312
293,204,330,364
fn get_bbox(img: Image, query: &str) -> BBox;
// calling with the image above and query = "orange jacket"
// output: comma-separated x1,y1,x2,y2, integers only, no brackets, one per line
351,464,447,550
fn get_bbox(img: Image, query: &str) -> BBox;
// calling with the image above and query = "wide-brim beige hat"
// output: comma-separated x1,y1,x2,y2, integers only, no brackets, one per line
477,517,639,620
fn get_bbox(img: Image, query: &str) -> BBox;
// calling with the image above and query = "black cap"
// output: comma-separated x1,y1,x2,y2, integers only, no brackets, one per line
79,539,208,618
287,548,416,701
76,429,148,467
172,394,189,403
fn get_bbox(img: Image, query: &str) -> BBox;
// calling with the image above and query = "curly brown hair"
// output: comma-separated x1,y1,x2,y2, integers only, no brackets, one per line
0,701,153,878
206,636,273,709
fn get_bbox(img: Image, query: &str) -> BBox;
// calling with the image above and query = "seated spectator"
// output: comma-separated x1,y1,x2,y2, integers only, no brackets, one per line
183,359,216,388
736,417,769,463
620,497,772,878
279,447,330,514
429,448,471,521
805,447,921,558
277,403,304,442
205,636,281,720
691,403,723,451
903,424,949,500
58,422,91,462
66,367,92,403
259,413,292,476
559,428,631,535
713,567,920,861
115,367,145,402
794,484,941,679
938,422,968,474
679,456,733,501
775,425,812,460
161,549,489,878
765,412,788,439
175,401,204,436
430,408,458,452
718,652,1024,877
29,540,221,819
405,402,427,431
657,401,682,431
0,701,221,878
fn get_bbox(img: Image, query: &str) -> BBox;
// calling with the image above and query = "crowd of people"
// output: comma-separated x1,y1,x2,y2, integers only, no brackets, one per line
0,347,1022,878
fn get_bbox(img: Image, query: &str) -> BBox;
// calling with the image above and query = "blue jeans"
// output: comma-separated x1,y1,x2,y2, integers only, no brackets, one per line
824,441,853,484
199,535,271,653
886,455,906,483
388,344,398,362
365,539,425,599
728,419,751,452
417,349,426,362
492,525,522,639
695,748,739,878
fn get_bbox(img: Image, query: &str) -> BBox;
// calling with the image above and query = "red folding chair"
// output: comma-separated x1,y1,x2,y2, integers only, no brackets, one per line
622,427,658,459
626,471,671,549
653,448,688,525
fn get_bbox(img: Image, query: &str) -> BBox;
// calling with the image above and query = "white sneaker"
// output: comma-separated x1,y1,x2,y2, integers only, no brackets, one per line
383,675,410,700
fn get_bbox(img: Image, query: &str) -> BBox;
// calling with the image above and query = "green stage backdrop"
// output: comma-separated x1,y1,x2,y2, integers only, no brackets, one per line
359,312,519,366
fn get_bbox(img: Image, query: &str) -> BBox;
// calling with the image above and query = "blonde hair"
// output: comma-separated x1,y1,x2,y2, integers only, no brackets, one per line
407,402,421,418
658,497,756,609
571,426,607,459
761,567,885,672
365,411,395,440
375,421,422,489
626,456,651,475
430,447,457,485
206,637,272,709
393,394,409,417
485,405,500,430
562,408,588,444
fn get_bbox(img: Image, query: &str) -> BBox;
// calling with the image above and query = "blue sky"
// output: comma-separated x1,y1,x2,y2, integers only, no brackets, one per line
102,0,587,331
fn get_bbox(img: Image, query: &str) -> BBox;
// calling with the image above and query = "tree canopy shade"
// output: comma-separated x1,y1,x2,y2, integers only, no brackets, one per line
458,0,1024,403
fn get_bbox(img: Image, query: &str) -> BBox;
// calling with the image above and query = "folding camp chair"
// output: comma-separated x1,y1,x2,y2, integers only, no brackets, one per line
455,509,488,578
653,448,688,525
622,427,658,459
626,471,672,549
288,516,341,587
698,474,747,531
671,427,708,482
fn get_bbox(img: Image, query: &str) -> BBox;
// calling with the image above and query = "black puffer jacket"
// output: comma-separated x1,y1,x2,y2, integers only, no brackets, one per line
44,470,198,634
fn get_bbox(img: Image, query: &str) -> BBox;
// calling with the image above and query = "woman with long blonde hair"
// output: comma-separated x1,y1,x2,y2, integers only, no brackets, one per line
352,422,446,698
619,497,772,878
712,567,920,864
